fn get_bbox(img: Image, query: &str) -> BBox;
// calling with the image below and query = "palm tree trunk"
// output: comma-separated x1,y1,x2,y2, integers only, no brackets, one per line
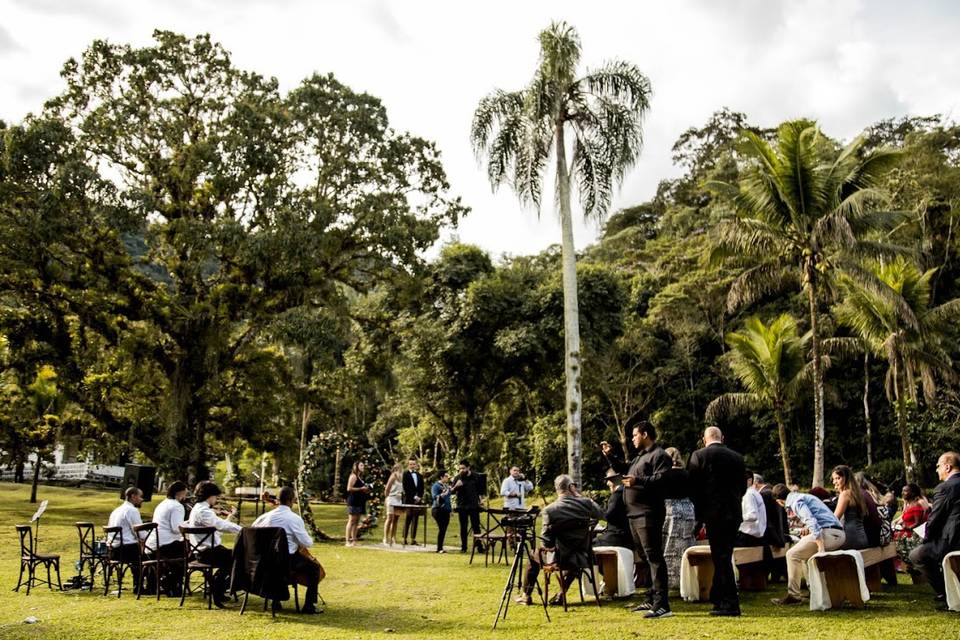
863,352,873,467
774,410,793,487
806,264,826,488
894,374,915,483
555,123,583,487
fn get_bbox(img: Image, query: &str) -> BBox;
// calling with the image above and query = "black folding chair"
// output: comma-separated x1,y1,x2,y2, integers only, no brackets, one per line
134,522,183,601
102,526,138,598
178,525,216,609
14,525,62,595
540,519,602,611
75,522,104,590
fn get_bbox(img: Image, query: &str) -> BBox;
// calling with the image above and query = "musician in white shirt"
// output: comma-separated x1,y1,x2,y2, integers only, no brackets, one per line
149,480,188,594
186,481,241,607
107,487,144,590
735,471,767,547
500,467,534,509
253,486,324,614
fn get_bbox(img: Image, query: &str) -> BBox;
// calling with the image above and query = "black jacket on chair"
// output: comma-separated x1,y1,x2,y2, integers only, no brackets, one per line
594,487,634,550
925,472,960,559
230,527,291,602
686,443,746,526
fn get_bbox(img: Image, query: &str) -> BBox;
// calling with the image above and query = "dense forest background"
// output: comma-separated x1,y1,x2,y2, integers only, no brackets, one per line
2,33,959,499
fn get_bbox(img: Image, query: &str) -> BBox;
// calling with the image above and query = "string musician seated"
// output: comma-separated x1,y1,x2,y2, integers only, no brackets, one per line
253,486,325,614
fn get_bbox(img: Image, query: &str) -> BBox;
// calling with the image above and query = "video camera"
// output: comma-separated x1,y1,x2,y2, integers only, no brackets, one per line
501,506,540,530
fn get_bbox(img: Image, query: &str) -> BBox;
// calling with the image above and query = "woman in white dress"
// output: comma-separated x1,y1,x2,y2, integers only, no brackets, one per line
383,463,404,545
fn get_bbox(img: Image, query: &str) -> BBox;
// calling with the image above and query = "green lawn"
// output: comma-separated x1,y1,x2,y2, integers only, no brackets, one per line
0,483,953,639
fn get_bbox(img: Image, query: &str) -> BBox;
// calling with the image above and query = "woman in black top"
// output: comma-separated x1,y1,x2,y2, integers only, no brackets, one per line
345,461,370,547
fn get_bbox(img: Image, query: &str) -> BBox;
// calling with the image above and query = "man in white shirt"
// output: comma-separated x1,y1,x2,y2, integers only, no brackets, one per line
149,480,188,595
253,486,324,614
500,467,534,510
735,470,767,547
187,481,241,607
107,487,144,591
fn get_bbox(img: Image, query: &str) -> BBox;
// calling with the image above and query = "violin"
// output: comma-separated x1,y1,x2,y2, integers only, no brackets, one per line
261,491,324,571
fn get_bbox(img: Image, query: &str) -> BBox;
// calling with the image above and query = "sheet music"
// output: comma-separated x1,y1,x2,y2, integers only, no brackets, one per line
31,499,48,522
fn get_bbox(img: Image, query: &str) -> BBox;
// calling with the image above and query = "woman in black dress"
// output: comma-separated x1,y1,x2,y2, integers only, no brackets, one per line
345,461,370,546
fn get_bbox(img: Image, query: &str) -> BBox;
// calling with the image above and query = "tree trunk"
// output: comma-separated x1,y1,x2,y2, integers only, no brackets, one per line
30,453,41,504
774,410,793,487
298,402,311,465
863,352,873,467
618,423,630,461
555,123,584,487
332,446,342,501
806,264,826,488
894,374,916,483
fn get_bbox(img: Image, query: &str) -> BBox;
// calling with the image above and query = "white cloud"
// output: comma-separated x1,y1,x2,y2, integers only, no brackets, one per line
1,0,957,256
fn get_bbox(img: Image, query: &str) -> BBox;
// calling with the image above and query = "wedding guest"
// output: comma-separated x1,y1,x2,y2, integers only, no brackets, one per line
383,464,403,546
186,481,241,608
909,452,960,609
832,465,869,550
345,461,370,547
661,447,695,590
894,482,929,572
431,471,453,553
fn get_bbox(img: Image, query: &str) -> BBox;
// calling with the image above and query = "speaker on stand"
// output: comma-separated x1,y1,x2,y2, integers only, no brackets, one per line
122,464,156,501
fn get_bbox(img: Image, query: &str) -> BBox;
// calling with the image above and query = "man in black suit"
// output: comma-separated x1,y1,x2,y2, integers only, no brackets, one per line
687,426,747,616
402,457,425,545
594,468,635,550
602,418,674,619
909,451,960,609
451,459,483,553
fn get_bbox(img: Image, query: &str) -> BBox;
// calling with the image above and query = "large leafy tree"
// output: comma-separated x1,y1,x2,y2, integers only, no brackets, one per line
2,31,463,480
711,120,902,486
835,258,959,482
706,314,809,485
470,21,651,484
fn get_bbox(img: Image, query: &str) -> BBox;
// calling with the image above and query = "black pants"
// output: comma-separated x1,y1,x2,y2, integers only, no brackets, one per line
433,509,451,551
113,543,142,591
458,508,481,552
734,532,765,548
910,543,945,598
289,553,321,609
706,519,740,611
628,515,669,611
198,545,233,600
153,541,183,594
403,508,421,542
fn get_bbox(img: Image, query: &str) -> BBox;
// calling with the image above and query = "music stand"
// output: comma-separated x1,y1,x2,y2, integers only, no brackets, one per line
31,500,49,549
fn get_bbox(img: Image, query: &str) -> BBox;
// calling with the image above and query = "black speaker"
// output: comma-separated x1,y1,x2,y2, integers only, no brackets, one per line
123,464,156,501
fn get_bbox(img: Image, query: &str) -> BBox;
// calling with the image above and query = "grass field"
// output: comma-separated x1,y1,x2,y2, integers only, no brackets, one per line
0,483,954,639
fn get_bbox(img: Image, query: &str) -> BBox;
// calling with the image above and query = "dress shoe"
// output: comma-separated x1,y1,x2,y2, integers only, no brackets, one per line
300,605,323,615
709,608,741,617
771,594,803,605
513,594,532,606
631,602,654,612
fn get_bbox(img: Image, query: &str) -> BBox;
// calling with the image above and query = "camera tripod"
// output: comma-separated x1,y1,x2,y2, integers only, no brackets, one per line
492,526,550,629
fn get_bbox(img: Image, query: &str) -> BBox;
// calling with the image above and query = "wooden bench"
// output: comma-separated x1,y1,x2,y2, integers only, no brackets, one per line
682,543,790,601
810,544,897,609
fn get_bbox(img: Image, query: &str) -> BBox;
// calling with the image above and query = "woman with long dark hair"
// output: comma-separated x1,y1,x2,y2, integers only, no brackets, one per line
832,465,868,550
345,461,370,546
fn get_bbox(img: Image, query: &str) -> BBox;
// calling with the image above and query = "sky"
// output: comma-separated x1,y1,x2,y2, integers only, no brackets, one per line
1,0,959,260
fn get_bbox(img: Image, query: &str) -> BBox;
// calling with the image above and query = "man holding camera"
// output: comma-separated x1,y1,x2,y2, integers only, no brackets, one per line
515,475,604,605
601,417,674,619
501,467,534,510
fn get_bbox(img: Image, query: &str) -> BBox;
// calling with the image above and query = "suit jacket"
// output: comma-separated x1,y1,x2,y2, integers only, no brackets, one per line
230,527,291,601
925,472,960,559
594,486,634,550
686,443,746,526
402,470,425,504
759,486,789,547
540,494,605,569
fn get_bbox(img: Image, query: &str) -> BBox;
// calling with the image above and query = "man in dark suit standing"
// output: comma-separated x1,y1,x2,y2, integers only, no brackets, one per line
910,451,960,609
602,418,674,619
687,426,747,616
402,457,425,545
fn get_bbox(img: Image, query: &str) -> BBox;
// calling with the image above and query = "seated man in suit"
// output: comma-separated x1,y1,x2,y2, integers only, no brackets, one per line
515,474,604,605
252,486,324,614
909,451,960,610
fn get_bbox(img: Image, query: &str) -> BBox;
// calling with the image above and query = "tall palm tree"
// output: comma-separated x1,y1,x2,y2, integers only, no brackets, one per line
710,120,902,486
471,21,651,485
706,314,809,485
834,257,959,482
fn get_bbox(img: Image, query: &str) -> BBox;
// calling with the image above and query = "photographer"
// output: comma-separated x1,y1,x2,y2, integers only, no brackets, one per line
514,475,604,606
501,467,534,510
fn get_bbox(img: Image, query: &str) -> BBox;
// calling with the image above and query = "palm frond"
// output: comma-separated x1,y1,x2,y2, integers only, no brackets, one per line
726,261,797,313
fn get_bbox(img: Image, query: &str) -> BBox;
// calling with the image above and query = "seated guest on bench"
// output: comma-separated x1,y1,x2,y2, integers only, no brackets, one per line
735,470,766,548
770,484,846,605
909,451,960,610
831,465,869,550
107,487,145,588
594,468,634,550
149,481,188,594
515,474,605,606
252,486,323,614
187,481,241,608
754,474,788,548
